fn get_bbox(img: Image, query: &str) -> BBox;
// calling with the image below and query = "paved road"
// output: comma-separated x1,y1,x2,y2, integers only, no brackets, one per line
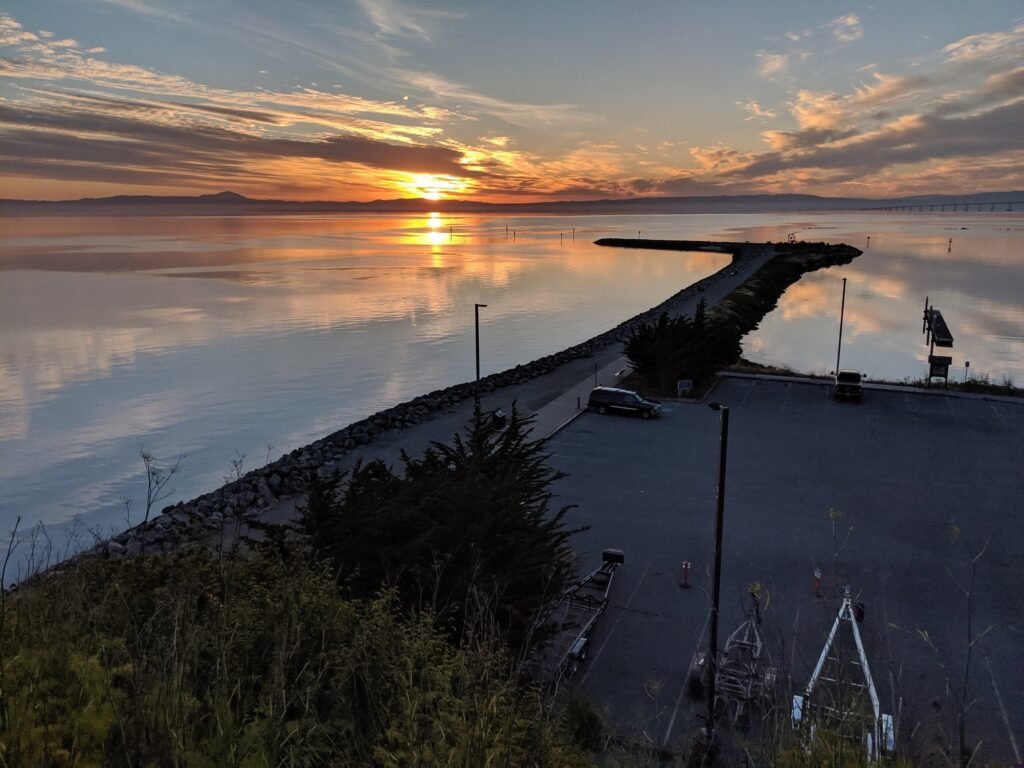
548,376,1024,763
257,244,775,525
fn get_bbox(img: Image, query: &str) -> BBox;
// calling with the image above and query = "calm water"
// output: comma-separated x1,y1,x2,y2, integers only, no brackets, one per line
732,213,1024,382
1,211,1021,543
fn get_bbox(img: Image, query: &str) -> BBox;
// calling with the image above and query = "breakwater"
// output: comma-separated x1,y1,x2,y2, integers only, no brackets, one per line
71,239,855,565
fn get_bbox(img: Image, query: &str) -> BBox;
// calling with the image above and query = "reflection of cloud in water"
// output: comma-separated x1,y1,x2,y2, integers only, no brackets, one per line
745,217,1024,379
4,211,1019,537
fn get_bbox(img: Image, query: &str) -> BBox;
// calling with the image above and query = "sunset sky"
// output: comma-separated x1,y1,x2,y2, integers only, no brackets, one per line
1,1,1022,202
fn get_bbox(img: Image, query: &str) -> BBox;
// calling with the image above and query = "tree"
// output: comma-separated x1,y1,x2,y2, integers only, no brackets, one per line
299,404,579,652
694,296,707,332
625,312,741,394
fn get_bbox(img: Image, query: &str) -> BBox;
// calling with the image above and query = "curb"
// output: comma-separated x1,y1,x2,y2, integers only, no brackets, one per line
545,408,588,439
721,371,1024,406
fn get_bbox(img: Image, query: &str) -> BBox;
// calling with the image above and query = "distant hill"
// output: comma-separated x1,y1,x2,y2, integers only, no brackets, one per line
2,190,1022,216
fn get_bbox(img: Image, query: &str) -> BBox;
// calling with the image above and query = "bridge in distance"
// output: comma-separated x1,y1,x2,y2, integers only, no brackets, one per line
862,200,1017,212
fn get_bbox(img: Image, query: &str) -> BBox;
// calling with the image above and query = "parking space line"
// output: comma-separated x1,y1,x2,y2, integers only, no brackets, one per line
579,561,653,686
663,598,711,745
985,652,1023,764
739,381,754,407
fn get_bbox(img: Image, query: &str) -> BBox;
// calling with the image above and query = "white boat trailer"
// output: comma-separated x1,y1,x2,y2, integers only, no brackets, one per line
688,590,777,729
715,606,777,728
791,586,895,761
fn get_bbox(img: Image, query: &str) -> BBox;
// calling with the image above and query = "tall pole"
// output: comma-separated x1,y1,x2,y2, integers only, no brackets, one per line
707,403,729,743
474,303,487,401
835,277,847,374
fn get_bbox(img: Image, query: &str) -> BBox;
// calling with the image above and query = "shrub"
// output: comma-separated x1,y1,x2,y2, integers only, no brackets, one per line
0,548,589,765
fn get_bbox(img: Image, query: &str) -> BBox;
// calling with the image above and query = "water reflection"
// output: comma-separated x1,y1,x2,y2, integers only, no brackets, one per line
1,211,1020,540
735,214,1024,382
0,213,731,535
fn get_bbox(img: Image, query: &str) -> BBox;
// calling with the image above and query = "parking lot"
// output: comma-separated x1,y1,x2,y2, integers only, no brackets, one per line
548,376,1024,762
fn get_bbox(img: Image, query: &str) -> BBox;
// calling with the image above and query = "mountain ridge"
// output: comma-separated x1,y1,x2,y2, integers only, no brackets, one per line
3,190,1023,216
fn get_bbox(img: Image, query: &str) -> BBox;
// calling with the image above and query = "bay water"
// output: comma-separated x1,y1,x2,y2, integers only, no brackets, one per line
1,211,1021,544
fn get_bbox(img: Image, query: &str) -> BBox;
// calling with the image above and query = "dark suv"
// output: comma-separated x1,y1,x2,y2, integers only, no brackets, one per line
588,387,662,419
833,370,864,402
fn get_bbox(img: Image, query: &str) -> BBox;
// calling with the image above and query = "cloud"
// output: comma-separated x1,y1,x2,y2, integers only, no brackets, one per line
728,99,1024,182
943,21,1024,63
755,51,790,79
788,90,846,130
0,14,39,45
689,144,757,173
352,0,462,41
94,0,183,23
0,101,469,177
737,100,777,121
396,70,594,128
2,10,1022,202
851,72,932,106
828,13,864,43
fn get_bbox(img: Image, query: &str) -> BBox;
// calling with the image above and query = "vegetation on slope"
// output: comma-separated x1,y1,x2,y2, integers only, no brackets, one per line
0,408,588,766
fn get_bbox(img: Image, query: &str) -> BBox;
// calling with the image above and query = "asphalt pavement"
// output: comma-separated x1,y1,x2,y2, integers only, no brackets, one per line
547,375,1024,764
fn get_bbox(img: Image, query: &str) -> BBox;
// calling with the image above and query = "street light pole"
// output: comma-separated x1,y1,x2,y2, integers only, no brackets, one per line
474,303,487,401
835,277,847,374
706,402,730,744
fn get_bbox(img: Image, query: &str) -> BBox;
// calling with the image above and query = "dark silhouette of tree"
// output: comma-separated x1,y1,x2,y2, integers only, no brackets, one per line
694,297,707,332
299,404,578,652
625,312,741,393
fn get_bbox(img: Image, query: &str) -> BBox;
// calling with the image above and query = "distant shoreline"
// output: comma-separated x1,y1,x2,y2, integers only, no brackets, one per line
3,189,1023,217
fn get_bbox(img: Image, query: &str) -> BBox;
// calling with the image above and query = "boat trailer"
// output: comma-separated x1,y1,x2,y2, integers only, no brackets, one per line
529,548,624,686
689,588,777,729
791,586,895,761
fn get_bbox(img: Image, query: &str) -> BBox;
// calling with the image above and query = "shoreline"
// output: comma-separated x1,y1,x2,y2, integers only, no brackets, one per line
44,237,856,570
72,240,762,564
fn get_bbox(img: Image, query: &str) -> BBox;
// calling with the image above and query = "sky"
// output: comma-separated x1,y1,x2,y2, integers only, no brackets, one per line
1,1,1022,202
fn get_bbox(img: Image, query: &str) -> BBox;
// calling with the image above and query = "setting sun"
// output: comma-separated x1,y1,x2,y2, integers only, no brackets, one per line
399,174,473,201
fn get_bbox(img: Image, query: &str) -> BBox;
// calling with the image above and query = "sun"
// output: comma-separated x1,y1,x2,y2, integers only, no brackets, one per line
398,173,472,201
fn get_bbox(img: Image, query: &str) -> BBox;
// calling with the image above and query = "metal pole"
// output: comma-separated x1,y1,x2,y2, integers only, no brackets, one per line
835,277,847,374
474,303,487,400
707,403,729,741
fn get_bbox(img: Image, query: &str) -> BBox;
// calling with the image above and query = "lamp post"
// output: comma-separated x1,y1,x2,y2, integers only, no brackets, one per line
706,401,730,744
474,303,488,401
835,277,847,375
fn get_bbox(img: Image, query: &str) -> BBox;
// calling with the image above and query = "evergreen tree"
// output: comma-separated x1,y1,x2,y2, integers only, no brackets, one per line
299,404,579,652
624,310,741,393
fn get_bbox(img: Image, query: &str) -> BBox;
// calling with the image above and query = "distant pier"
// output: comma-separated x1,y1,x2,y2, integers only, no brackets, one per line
862,201,1016,212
